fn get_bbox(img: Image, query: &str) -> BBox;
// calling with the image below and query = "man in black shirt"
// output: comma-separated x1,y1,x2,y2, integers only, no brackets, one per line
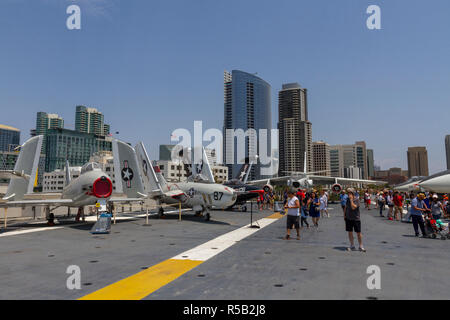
344,188,366,252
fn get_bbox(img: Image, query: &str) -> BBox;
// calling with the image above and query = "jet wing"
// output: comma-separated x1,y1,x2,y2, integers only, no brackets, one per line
246,176,291,186
0,199,73,208
246,175,386,186
308,175,387,185
108,197,147,203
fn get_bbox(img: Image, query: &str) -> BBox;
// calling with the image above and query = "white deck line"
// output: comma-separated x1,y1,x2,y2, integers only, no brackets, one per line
171,217,280,261
0,227,64,237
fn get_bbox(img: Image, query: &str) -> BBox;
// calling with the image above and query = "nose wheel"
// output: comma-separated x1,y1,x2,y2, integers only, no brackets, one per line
204,212,211,221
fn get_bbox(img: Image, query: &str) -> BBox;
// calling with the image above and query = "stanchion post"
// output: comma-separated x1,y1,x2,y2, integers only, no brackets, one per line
4,207,7,230
146,207,149,225
179,202,182,221
113,206,116,225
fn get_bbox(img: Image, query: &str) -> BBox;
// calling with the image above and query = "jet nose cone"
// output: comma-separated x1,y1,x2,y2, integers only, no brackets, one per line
419,176,448,193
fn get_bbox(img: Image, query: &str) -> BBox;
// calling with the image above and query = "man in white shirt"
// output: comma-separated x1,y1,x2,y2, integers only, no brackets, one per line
284,188,301,240
320,190,329,218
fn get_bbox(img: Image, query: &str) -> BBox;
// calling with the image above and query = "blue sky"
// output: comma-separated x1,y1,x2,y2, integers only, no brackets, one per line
1,0,449,173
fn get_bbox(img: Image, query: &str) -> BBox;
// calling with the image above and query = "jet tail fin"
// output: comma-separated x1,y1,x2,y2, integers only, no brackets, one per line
135,142,163,193
190,146,215,183
65,160,71,186
236,157,252,182
112,139,145,199
4,135,43,201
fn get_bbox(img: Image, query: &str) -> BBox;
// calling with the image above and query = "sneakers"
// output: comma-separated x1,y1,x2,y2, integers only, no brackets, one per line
347,246,357,251
283,235,290,240
359,247,366,252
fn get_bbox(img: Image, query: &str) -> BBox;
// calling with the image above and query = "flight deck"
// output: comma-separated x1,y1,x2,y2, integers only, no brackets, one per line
0,205,449,300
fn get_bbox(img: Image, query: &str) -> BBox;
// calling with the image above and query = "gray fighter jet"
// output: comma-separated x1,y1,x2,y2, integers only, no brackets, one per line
135,142,236,221
0,136,147,223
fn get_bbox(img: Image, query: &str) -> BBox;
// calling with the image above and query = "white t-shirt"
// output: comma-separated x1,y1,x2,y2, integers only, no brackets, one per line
319,195,327,210
287,196,300,216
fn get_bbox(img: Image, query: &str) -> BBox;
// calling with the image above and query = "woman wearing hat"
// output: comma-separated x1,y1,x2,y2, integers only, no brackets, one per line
430,194,444,220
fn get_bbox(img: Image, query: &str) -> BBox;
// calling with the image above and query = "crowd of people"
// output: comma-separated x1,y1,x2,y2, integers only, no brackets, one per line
280,185,450,250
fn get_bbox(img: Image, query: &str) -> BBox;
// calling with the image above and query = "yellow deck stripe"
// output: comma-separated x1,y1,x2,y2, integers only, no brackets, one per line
266,212,285,219
79,259,202,300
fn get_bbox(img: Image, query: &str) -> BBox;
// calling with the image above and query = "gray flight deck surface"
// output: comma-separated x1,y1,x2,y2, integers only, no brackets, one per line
0,205,449,300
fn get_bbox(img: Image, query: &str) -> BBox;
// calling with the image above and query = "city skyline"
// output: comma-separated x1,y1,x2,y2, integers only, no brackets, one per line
1,0,450,173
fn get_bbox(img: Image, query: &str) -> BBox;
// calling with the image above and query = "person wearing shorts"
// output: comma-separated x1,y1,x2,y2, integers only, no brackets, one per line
393,191,404,221
308,192,321,227
284,188,301,240
344,188,366,252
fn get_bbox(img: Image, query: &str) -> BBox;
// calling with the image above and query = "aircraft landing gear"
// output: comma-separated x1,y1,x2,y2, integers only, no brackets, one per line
241,205,247,212
204,212,211,221
195,211,203,217
75,207,85,222
158,207,166,219
46,207,55,226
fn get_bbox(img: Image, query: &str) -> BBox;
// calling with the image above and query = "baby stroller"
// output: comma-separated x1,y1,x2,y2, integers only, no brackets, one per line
425,217,450,240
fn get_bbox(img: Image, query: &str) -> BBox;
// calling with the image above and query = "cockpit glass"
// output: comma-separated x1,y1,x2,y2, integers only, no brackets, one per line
80,162,100,174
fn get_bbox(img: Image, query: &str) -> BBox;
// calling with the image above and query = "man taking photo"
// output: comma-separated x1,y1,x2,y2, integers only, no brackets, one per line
344,188,366,252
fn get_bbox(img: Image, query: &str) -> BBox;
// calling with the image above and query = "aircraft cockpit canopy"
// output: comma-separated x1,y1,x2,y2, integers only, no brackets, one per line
80,162,101,174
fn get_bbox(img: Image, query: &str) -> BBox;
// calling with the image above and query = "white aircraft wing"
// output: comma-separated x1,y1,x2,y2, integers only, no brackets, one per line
246,175,386,186
308,175,387,185
108,197,147,203
0,199,73,208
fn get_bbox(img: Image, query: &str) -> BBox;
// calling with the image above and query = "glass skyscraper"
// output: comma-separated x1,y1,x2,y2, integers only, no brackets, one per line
45,128,112,172
0,124,20,152
75,105,110,136
223,70,272,180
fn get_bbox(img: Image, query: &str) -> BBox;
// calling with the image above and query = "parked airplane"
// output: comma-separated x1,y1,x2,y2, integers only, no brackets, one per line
394,176,426,192
245,153,386,193
221,158,264,211
135,142,237,221
182,151,264,212
0,136,147,224
418,170,450,193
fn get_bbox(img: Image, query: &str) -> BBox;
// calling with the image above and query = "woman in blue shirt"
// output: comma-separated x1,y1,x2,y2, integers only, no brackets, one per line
308,192,321,227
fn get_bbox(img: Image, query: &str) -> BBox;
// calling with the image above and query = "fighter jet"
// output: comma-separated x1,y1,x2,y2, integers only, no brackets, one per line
222,158,264,211
245,153,386,193
0,136,147,223
134,142,237,221
418,170,450,193
394,176,426,192
180,151,264,212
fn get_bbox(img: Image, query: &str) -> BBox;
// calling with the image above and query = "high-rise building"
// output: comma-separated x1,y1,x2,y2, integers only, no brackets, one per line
330,141,369,179
45,128,112,172
35,112,64,152
223,70,271,180
278,83,312,176
344,166,362,179
312,141,330,176
159,145,176,161
75,105,109,136
445,135,450,170
367,149,375,178
407,146,429,177
0,124,20,152
355,141,368,179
